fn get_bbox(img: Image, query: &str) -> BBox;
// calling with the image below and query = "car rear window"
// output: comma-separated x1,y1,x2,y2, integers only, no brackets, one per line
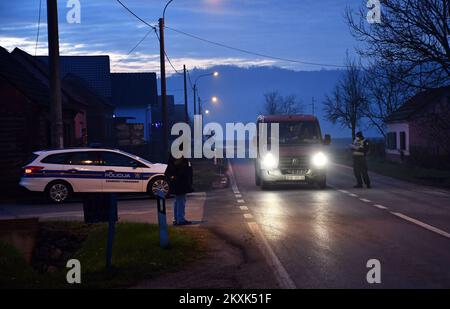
23,153,39,166
41,153,72,164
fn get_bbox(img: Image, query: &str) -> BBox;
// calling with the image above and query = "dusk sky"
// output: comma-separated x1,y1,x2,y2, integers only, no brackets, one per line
0,0,362,74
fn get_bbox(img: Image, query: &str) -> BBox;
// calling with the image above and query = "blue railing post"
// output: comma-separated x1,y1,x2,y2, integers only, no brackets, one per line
156,189,169,248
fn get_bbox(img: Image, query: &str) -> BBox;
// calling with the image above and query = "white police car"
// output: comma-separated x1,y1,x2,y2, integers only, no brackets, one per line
20,148,169,203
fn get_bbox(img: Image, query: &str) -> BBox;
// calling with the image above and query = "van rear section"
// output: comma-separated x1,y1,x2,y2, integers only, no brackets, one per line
254,115,331,189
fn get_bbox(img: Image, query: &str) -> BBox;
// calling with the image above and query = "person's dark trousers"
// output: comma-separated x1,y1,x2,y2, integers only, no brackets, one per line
353,155,371,186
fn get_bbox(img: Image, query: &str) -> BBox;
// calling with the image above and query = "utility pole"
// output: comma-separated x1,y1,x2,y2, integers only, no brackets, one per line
183,65,188,123
158,18,168,157
47,0,63,148
193,84,197,115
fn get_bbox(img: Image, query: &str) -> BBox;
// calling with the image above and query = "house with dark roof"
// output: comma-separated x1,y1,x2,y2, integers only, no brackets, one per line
36,55,112,101
0,46,88,191
12,48,115,146
385,86,450,162
111,73,158,141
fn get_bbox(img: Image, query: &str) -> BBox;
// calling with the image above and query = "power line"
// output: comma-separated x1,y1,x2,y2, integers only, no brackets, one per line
115,0,344,69
127,29,153,54
35,0,42,56
153,27,181,74
165,26,346,68
115,0,156,30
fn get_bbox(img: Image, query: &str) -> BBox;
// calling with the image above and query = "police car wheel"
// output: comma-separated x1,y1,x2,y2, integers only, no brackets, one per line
46,181,71,204
148,177,170,197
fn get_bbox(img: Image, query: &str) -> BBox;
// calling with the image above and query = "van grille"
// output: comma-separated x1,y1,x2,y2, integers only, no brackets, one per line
279,156,309,174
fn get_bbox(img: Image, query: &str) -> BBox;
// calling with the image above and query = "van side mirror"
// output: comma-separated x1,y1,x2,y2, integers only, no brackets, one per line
324,134,331,145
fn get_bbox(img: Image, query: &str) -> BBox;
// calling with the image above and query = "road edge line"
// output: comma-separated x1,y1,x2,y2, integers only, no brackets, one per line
227,160,297,289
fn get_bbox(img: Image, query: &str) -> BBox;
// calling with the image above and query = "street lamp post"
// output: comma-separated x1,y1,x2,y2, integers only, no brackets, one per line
193,71,219,115
159,0,174,158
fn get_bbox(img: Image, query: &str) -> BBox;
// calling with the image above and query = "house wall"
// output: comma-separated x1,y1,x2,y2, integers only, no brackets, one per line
0,78,85,193
0,79,46,189
408,95,450,156
74,112,86,140
385,122,410,161
114,106,151,140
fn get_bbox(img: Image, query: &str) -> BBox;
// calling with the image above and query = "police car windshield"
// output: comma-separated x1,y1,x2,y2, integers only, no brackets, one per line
117,150,153,166
272,122,321,145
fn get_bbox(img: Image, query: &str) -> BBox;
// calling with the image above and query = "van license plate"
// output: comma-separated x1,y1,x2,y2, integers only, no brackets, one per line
286,175,305,181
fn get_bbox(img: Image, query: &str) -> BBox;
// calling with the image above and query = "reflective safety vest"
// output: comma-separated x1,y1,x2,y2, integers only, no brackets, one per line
352,138,369,156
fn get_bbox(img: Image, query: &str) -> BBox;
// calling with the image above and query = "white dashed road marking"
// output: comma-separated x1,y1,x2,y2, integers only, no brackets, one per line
237,199,245,203
240,206,249,211
373,204,388,210
243,213,253,219
334,185,450,240
391,212,450,239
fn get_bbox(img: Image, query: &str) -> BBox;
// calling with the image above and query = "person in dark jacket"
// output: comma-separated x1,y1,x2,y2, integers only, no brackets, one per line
350,131,371,188
165,152,193,225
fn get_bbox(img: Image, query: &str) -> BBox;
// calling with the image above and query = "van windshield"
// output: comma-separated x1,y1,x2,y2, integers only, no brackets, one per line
270,121,321,145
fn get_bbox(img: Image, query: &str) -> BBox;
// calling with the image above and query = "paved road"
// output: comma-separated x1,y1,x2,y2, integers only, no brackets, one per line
2,159,450,288
226,159,450,288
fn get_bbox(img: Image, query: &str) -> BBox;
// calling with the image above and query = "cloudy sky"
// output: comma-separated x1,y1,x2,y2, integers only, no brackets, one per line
0,0,363,74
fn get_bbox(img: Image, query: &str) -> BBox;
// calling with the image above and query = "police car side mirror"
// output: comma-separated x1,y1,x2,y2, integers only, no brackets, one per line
324,134,331,145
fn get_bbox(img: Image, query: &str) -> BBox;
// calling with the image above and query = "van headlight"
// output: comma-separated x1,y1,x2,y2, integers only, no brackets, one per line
261,153,278,170
312,152,328,168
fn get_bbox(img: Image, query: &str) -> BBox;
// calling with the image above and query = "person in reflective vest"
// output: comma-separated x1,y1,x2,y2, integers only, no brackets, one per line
350,131,371,188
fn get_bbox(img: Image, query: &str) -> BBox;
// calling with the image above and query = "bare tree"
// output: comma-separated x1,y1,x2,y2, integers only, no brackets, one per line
263,91,282,115
346,0,450,89
262,91,303,115
323,56,367,139
363,61,414,137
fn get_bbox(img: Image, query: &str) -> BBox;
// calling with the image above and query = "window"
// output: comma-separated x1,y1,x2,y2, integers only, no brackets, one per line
41,153,72,164
67,152,102,166
100,152,145,167
24,153,39,165
270,121,321,145
386,132,397,150
399,132,406,150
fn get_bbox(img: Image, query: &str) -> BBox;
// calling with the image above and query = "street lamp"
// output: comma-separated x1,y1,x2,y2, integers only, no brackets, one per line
193,71,219,115
205,109,210,115
159,0,174,158
211,96,218,103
